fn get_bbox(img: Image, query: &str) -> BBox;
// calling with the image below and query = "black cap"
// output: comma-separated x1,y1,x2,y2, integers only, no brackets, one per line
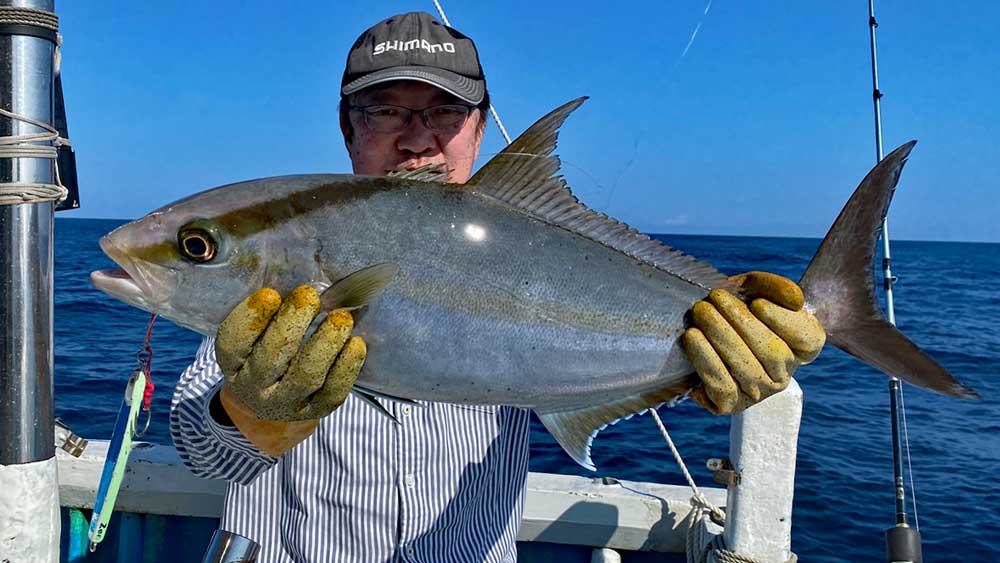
341,12,486,104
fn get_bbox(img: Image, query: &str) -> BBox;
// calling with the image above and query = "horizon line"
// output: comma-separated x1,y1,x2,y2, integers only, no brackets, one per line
55,216,1000,246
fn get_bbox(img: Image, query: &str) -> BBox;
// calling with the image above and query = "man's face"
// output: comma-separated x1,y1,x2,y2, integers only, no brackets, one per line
342,81,485,183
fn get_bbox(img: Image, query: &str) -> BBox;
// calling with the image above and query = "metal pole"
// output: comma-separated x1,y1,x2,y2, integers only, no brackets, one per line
0,0,60,560
867,2,923,561
0,0,55,466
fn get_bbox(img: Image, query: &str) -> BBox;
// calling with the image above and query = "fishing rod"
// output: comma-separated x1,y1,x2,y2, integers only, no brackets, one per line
867,2,923,562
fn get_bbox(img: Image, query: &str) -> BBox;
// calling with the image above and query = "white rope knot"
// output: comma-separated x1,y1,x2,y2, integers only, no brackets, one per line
0,107,69,206
690,491,727,525
709,538,799,563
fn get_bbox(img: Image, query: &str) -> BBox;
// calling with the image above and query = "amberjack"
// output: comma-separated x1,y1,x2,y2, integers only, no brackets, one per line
91,98,975,469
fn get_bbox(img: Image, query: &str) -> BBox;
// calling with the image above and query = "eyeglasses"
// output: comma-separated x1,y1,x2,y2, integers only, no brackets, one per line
349,104,476,134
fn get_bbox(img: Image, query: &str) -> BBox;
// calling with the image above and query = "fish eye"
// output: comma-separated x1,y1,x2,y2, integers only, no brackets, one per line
178,228,217,262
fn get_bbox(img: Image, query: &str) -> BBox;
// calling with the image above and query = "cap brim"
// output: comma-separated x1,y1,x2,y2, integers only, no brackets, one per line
342,65,484,104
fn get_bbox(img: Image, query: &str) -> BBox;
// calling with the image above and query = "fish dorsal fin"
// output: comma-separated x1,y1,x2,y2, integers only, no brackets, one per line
468,98,730,290
535,375,698,470
387,163,451,183
320,263,399,311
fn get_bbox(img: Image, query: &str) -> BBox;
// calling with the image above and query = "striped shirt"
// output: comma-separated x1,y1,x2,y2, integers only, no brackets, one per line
170,336,531,563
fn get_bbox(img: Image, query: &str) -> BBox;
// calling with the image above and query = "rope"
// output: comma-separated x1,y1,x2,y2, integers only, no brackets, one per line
0,6,68,206
650,408,796,563
0,103,70,206
0,6,59,31
651,408,726,522
430,0,513,144
0,107,70,205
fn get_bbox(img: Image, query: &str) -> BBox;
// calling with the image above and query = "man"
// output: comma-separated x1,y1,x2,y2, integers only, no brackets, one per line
170,11,824,563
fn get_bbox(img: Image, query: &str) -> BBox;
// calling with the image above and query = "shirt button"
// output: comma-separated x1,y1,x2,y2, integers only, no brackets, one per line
405,546,415,557
404,474,415,488
401,404,412,416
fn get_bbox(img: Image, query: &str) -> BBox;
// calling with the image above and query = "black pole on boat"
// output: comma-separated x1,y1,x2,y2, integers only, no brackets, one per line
867,2,923,562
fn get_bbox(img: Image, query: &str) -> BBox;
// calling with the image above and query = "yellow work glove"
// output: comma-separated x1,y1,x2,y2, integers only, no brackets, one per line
683,271,825,415
214,286,366,455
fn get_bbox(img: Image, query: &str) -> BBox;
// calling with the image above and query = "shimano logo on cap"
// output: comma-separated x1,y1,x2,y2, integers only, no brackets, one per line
374,39,456,56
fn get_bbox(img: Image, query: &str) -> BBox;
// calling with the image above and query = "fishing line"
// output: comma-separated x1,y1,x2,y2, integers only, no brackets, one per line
431,0,512,144
678,0,714,64
898,385,919,530
463,150,622,204
431,1,641,210
601,138,640,211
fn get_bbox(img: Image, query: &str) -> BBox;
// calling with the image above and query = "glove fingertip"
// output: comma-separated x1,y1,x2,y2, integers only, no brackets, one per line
777,285,804,312
345,335,367,358
248,287,281,311
681,326,704,348
287,285,321,311
323,309,355,330
690,386,723,416
737,272,804,311
690,300,718,327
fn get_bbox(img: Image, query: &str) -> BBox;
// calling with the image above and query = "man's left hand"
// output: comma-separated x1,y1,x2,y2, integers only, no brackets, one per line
682,271,826,415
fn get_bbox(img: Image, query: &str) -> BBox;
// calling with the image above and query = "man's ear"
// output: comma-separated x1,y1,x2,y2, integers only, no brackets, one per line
340,109,353,152
471,112,486,159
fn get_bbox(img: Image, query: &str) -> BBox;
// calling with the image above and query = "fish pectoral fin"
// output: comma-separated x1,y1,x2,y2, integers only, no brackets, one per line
535,376,695,471
351,389,400,424
320,263,400,311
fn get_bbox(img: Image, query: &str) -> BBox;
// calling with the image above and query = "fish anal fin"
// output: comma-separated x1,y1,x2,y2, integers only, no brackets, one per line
319,263,399,311
536,375,697,471
468,97,730,291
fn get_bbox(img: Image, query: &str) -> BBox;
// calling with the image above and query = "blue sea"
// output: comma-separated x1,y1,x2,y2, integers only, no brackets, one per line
54,218,1000,562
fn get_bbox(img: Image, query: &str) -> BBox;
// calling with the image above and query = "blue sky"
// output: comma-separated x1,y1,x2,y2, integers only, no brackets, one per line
58,1,999,242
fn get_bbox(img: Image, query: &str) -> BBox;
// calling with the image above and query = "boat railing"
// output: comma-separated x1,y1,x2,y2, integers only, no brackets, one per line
55,380,801,561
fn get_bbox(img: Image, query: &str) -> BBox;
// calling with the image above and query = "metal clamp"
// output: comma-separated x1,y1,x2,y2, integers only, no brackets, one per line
707,458,740,486
54,418,88,457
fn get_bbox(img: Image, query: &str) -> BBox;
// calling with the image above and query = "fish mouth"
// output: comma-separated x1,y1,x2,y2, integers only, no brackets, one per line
90,267,152,311
90,236,175,313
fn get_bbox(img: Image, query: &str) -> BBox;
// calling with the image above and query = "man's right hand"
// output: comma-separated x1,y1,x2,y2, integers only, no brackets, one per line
214,286,366,454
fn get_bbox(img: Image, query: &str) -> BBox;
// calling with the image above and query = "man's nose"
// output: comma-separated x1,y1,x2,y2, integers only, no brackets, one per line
396,116,437,155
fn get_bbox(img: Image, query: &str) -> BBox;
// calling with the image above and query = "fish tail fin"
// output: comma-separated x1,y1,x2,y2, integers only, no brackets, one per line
799,141,977,399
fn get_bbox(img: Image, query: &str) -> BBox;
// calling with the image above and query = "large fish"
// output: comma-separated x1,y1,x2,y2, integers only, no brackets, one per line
91,98,975,470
